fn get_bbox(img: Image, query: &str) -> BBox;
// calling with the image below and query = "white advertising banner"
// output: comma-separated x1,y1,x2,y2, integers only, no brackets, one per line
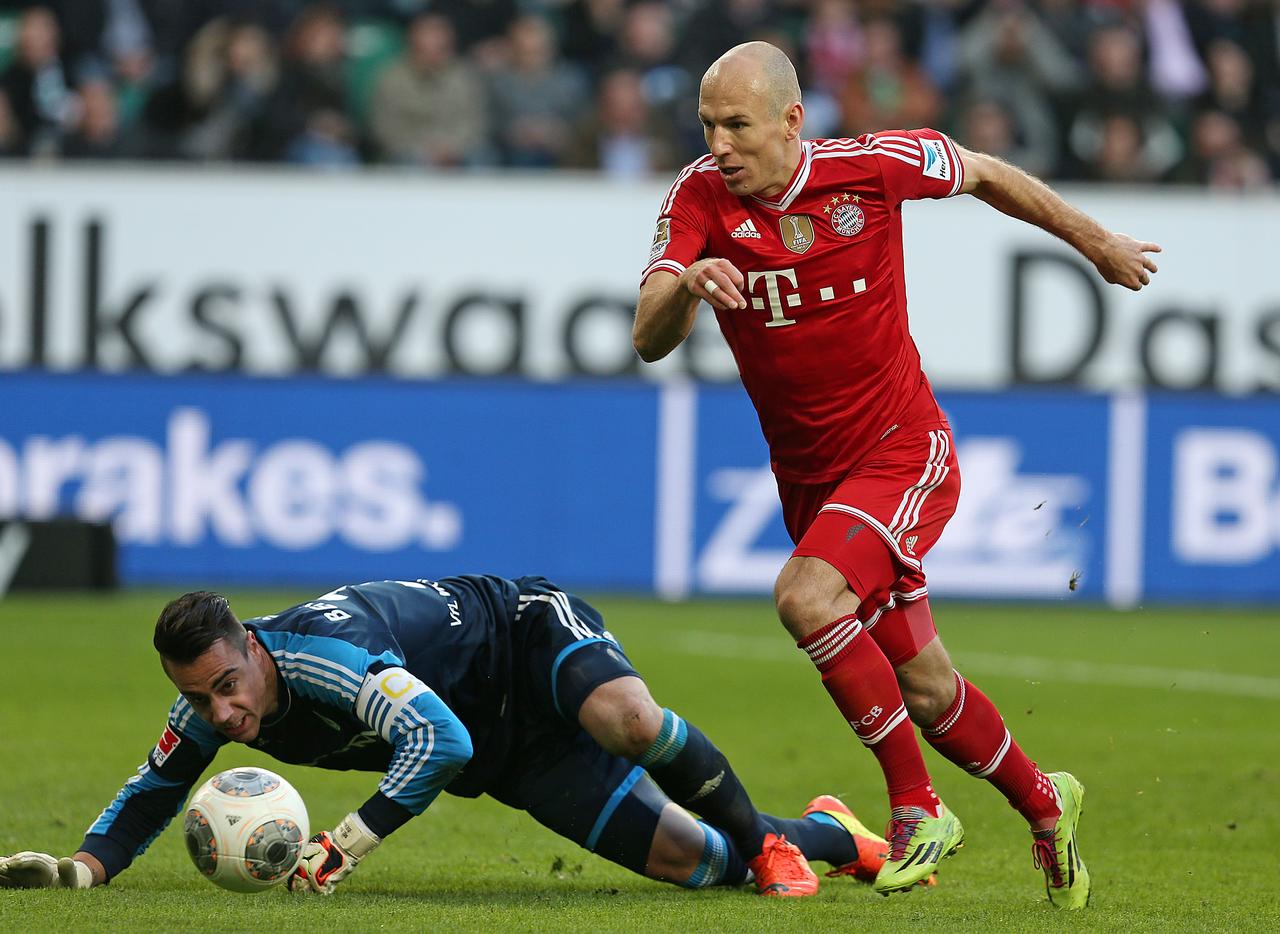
1,166,1276,391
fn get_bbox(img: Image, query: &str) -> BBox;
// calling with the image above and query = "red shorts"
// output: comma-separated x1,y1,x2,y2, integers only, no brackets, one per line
779,418,960,665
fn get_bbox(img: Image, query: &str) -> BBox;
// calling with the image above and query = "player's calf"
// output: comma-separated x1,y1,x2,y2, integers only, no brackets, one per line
646,808,741,888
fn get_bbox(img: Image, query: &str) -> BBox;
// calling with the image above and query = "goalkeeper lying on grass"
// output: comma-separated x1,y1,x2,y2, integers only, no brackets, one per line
0,574,928,896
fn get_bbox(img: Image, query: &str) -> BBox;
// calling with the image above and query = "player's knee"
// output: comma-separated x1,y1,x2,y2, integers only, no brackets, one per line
774,577,831,639
581,678,663,759
615,701,663,759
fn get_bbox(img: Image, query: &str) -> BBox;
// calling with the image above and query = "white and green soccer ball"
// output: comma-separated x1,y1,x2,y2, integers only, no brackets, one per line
182,767,310,893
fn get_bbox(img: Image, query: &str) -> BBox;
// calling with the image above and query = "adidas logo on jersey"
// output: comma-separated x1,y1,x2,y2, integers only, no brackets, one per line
730,218,762,239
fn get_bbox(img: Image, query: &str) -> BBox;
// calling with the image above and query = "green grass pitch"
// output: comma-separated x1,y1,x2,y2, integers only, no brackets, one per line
2,591,1278,932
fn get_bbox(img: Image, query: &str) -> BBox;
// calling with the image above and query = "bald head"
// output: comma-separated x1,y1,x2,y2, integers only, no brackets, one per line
701,41,801,119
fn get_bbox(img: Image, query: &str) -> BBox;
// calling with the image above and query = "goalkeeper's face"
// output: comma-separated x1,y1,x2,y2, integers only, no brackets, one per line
164,632,278,743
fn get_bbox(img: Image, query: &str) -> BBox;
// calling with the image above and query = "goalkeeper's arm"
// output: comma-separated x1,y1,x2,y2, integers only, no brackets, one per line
288,667,474,894
2,712,218,889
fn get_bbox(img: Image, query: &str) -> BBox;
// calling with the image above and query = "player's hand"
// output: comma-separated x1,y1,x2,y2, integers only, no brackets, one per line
287,813,381,895
682,258,747,311
1093,233,1161,291
0,852,93,889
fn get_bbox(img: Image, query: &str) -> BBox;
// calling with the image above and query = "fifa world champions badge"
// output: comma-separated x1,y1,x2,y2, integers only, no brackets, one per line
825,193,865,238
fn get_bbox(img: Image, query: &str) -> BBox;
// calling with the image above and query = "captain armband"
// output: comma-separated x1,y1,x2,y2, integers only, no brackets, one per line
354,667,431,743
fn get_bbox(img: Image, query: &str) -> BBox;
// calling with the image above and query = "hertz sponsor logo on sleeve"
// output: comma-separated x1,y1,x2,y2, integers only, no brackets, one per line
920,139,952,181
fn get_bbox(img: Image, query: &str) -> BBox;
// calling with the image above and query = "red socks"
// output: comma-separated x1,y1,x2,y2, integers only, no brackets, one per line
799,616,939,814
923,670,1061,830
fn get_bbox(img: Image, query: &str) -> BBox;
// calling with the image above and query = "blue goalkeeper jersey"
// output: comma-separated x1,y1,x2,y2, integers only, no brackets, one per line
80,575,538,880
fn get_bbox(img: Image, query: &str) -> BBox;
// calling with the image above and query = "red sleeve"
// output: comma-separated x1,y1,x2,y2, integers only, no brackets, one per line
857,128,965,205
640,158,714,286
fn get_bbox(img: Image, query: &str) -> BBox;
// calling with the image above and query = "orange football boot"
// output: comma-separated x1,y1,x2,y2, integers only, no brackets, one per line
747,833,820,897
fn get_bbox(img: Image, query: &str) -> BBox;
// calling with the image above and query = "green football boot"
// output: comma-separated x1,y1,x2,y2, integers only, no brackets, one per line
1033,772,1091,910
872,801,964,894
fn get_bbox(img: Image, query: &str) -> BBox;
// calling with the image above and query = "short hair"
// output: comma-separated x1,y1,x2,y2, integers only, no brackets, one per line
154,591,246,665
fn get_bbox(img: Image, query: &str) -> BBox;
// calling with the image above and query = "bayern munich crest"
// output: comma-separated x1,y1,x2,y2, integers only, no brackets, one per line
825,193,865,237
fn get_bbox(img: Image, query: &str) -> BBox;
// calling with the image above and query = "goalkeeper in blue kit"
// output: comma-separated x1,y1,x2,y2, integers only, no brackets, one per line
0,575,909,897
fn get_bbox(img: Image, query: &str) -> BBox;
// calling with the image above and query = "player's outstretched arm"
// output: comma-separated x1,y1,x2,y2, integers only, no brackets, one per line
634,260,747,362
956,145,1161,291
289,666,474,895
0,852,99,889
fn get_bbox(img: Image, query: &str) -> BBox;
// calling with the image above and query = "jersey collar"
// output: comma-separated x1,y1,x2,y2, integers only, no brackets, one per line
752,140,814,212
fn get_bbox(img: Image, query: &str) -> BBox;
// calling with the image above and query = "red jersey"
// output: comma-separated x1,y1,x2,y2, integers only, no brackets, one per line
642,130,966,483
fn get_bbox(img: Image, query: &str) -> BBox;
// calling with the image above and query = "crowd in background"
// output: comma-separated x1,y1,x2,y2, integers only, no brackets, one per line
0,0,1276,187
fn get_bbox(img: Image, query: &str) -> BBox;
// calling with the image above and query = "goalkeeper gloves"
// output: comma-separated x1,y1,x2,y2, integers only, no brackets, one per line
287,812,381,895
0,853,94,889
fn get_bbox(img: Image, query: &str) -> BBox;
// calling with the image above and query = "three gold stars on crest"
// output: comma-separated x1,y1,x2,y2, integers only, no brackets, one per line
823,193,861,214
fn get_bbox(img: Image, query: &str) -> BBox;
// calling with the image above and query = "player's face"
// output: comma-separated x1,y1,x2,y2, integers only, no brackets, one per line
165,633,276,743
698,78,802,199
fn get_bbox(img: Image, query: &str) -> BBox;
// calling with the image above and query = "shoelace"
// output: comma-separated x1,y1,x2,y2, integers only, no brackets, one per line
1032,834,1064,887
886,816,923,862
760,835,807,875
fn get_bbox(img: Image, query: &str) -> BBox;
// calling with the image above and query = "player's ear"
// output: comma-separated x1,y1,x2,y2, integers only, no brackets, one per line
784,101,804,141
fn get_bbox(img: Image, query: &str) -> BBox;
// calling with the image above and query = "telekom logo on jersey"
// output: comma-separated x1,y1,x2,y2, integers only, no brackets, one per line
743,267,869,329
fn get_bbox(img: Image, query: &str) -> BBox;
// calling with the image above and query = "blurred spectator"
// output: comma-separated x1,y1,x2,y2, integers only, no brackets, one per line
368,13,490,167
565,66,682,176
804,0,864,96
1175,107,1272,187
955,1,1083,99
1080,113,1165,182
0,0,1270,186
679,0,780,80
488,14,587,168
145,18,280,161
52,0,155,86
561,0,626,78
953,1,1080,176
609,1,696,151
957,96,1056,179
838,17,941,137
251,3,357,167
0,88,23,156
1142,0,1208,101
430,0,518,66
1033,0,1097,63
62,76,126,157
1195,38,1266,141
1062,23,1182,179
0,6,77,156
1183,0,1251,51
800,0,866,137
895,0,976,94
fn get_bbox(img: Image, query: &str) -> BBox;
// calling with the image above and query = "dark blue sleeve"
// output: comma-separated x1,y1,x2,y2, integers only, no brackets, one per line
352,666,474,837
78,699,225,880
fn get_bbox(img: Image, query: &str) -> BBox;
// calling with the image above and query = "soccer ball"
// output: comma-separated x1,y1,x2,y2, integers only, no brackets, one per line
182,767,310,893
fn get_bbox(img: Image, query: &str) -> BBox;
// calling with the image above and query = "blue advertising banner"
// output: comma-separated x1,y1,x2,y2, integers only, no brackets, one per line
1143,395,1280,602
3,372,1278,604
666,387,1110,600
0,373,657,588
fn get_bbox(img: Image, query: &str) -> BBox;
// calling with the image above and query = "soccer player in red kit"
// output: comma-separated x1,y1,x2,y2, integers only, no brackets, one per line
635,42,1161,909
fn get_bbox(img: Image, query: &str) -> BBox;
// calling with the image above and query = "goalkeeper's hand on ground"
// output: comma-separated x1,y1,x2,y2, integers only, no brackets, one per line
287,813,381,895
0,853,93,889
